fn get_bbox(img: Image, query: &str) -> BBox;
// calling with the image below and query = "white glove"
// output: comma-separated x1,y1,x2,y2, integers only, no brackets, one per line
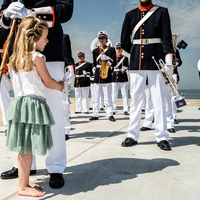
92,67,96,74
3,2,24,18
101,55,110,60
10,7,35,19
82,70,87,75
122,66,127,71
164,65,173,78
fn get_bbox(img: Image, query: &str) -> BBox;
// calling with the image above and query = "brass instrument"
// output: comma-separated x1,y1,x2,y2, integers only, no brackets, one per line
99,46,110,79
152,56,186,108
172,34,180,53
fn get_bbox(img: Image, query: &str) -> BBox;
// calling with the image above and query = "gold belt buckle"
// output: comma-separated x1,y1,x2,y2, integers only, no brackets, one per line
141,39,149,45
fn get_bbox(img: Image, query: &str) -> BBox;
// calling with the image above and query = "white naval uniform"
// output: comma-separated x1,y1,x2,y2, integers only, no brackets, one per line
127,70,169,142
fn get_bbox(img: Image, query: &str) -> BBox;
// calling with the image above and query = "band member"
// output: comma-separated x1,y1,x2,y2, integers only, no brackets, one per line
121,0,175,150
63,33,75,140
0,0,73,189
74,51,92,114
112,42,129,115
0,28,10,134
90,31,116,122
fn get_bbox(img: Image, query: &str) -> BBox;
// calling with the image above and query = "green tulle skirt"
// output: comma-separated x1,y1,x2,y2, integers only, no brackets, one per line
5,96,55,156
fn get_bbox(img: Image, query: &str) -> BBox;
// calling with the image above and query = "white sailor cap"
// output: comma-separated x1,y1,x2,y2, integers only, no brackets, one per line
77,50,85,56
98,31,109,39
115,42,122,48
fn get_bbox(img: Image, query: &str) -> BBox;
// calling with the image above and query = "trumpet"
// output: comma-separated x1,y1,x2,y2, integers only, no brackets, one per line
152,56,186,108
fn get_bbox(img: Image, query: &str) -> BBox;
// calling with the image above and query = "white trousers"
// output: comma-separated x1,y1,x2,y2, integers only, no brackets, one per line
172,74,178,119
14,62,67,173
127,70,169,142
93,83,113,117
0,74,10,129
112,82,129,112
143,85,154,128
165,84,174,129
75,86,89,112
90,83,104,109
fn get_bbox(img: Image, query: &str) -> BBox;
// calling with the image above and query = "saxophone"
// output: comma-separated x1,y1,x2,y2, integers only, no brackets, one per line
99,46,110,79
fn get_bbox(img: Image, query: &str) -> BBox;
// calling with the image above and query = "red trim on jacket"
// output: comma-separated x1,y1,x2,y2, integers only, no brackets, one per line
50,6,55,27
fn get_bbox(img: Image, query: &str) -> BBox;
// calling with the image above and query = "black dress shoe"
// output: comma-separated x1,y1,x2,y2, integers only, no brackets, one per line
142,109,145,112
69,116,71,119
85,112,89,114
65,135,69,141
174,119,179,124
121,138,137,147
157,140,171,150
124,111,129,115
140,127,151,131
89,116,99,121
167,128,176,133
99,108,104,111
75,112,81,114
1,167,36,179
109,116,116,122
198,107,200,110
49,173,64,189
113,112,116,115
89,107,93,110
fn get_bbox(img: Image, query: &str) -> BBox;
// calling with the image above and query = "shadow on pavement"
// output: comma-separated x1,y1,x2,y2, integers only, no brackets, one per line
38,157,179,198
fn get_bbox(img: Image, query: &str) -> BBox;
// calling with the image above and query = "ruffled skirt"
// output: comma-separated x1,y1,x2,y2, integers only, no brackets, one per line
5,96,55,156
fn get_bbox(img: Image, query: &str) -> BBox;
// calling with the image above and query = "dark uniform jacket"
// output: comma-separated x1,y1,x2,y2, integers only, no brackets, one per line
121,3,174,70
63,33,75,71
112,54,129,83
173,49,182,82
74,61,92,88
93,46,116,83
0,0,73,62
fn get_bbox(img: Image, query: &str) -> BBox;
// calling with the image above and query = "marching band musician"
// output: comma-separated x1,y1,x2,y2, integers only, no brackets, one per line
89,31,116,122
0,0,73,189
112,42,129,116
121,0,175,150
0,28,10,135
74,51,92,114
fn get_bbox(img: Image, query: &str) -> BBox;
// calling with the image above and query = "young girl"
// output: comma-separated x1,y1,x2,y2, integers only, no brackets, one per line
5,17,64,197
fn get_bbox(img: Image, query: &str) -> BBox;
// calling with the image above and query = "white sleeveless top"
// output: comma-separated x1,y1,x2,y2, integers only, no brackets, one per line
10,51,46,99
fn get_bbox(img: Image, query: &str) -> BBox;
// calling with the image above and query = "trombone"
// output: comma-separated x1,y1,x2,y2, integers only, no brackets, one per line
152,56,186,107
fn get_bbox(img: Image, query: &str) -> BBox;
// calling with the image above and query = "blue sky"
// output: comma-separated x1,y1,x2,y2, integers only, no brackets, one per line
1,0,200,89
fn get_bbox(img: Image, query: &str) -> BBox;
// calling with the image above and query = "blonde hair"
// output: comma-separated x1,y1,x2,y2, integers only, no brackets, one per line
9,17,48,73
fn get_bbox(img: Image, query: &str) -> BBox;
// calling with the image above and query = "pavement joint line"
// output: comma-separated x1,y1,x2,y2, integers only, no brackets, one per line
4,124,129,200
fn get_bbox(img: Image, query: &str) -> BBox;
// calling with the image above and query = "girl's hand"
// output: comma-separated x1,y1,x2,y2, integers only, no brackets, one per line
58,81,64,92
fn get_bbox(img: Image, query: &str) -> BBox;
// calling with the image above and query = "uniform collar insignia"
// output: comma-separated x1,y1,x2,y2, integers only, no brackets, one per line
139,3,153,11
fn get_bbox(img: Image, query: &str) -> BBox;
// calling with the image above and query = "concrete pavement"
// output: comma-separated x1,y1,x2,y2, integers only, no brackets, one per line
0,99,200,200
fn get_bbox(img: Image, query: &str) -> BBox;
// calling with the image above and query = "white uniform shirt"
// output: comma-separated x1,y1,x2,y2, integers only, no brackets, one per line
9,51,46,99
